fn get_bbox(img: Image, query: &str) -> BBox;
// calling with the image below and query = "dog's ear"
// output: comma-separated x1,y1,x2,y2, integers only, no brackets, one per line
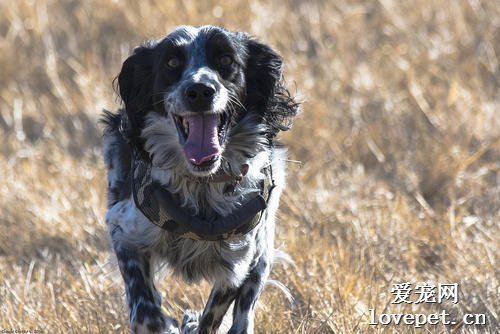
117,45,155,131
245,39,299,137
245,39,282,111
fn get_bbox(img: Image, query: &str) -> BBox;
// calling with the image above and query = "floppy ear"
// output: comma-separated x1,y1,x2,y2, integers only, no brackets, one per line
117,45,154,133
245,39,299,137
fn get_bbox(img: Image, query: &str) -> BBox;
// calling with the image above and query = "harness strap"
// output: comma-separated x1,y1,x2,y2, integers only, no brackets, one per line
131,157,274,241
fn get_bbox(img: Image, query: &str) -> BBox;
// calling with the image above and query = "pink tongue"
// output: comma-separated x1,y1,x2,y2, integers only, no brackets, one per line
183,114,221,165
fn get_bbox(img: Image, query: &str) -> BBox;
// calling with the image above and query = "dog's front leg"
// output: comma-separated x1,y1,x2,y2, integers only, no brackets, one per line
181,285,239,334
114,243,178,334
228,254,271,334
114,243,179,334
113,239,179,334
107,200,179,333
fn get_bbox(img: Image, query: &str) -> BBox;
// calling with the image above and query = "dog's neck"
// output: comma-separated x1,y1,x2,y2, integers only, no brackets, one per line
149,151,269,216
140,111,270,216
177,164,249,184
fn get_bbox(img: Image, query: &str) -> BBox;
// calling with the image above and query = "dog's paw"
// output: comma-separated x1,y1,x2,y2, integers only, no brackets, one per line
181,309,200,334
131,316,179,334
130,300,179,334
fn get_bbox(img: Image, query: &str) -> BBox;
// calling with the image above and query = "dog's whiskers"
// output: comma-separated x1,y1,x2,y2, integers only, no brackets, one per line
228,92,246,111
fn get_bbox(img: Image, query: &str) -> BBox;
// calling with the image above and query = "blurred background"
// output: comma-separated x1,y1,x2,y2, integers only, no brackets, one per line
0,0,498,333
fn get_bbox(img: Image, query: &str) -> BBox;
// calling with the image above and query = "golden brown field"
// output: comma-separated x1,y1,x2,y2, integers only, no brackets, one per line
0,0,498,333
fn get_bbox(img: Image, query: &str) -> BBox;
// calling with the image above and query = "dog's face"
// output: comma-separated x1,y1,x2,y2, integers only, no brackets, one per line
118,25,297,176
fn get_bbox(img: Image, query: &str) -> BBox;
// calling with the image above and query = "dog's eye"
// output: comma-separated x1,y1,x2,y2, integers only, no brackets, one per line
166,57,181,69
219,55,233,66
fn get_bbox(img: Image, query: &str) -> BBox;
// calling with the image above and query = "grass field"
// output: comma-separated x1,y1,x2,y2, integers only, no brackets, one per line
0,0,498,333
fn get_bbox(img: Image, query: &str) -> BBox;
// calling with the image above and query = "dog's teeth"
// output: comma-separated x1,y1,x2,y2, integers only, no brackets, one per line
182,118,189,134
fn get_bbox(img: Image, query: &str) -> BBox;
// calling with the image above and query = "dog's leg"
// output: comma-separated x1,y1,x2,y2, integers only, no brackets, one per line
181,285,238,334
113,241,179,334
107,200,179,334
228,254,270,334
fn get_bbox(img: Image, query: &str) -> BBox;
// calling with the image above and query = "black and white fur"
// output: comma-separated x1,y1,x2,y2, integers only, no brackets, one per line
102,25,298,334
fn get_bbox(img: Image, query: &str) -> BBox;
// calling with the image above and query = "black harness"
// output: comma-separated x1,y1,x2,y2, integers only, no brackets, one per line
129,148,275,241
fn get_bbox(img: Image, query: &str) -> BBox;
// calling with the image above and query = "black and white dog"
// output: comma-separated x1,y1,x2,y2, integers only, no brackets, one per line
102,25,298,334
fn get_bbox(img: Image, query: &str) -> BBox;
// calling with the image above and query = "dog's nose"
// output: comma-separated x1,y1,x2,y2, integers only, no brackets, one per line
184,83,216,111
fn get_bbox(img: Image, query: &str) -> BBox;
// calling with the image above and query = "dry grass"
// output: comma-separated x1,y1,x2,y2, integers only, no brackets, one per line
0,0,498,333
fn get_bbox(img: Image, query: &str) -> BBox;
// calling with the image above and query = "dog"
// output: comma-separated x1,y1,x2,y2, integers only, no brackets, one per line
101,25,298,334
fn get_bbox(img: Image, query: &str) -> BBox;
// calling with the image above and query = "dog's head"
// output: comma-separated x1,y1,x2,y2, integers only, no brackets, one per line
117,25,298,176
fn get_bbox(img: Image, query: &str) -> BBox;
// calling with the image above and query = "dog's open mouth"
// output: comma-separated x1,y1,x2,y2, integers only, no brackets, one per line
173,113,228,168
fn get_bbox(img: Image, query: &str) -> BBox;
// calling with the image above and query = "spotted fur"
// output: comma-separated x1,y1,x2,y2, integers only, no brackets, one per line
102,25,298,334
